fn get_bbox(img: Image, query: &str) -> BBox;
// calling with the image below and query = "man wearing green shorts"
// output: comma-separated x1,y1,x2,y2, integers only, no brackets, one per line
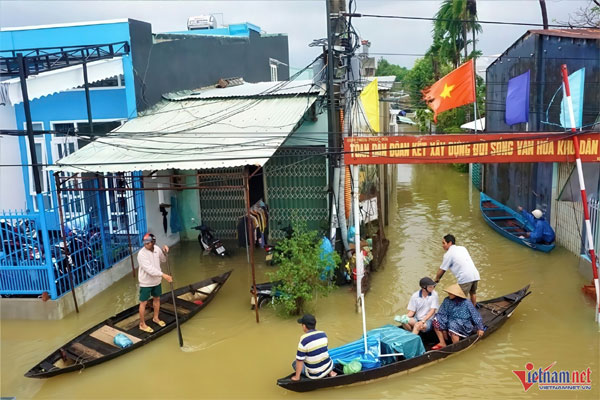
137,233,172,333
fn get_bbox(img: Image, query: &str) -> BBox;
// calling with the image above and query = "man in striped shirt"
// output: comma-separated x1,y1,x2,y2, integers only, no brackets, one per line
292,314,337,381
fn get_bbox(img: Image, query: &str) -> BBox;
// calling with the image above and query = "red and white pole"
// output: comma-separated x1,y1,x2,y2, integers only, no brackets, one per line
561,64,600,324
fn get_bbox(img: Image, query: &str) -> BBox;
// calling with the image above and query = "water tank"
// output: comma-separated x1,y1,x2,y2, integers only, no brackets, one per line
187,15,217,30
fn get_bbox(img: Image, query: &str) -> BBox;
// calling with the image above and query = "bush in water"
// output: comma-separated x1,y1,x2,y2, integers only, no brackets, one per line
268,223,340,316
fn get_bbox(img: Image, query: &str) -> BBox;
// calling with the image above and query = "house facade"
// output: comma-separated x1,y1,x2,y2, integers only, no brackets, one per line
484,28,600,268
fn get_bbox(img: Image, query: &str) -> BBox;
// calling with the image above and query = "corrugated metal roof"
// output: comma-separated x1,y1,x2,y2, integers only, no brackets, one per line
54,95,317,173
528,28,600,40
357,76,396,91
164,80,323,100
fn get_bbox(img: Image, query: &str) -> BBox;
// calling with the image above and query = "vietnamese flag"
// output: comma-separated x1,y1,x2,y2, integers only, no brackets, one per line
422,59,476,122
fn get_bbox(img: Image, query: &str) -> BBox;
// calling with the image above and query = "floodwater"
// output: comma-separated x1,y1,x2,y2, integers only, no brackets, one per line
2,163,599,399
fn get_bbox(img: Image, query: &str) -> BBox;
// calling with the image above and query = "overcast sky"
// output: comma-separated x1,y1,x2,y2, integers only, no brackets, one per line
0,0,592,71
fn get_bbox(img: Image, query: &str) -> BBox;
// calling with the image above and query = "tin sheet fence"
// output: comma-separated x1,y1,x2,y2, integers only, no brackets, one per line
0,173,145,299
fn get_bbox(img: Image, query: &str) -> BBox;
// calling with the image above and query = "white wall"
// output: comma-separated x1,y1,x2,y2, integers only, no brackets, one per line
0,104,26,211
143,171,180,247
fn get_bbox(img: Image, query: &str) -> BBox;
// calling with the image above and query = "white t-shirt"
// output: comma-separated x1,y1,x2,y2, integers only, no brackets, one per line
137,246,166,287
407,289,439,321
439,245,480,284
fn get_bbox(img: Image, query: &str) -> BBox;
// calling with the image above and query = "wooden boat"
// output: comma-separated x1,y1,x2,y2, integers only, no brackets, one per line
25,270,232,378
480,193,555,252
276,285,531,392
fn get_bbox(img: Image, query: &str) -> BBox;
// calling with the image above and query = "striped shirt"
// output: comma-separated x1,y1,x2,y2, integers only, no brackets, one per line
296,330,333,379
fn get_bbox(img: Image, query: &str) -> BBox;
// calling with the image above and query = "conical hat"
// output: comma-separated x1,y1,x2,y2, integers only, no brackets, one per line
444,283,467,299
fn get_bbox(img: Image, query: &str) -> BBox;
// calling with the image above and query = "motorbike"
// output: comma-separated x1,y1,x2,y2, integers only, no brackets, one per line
250,280,282,309
191,219,227,257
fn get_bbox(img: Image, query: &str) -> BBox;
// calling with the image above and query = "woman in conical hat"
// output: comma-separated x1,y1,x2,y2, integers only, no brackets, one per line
430,284,485,350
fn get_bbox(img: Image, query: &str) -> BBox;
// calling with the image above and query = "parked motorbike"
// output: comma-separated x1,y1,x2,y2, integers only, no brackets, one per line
250,280,282,309
191,220,226,257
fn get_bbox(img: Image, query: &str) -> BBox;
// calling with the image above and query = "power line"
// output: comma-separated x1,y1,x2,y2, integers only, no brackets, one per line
345,12,598,29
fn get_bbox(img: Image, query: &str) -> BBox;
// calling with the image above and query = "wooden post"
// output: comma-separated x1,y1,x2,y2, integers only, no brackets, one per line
244,169,259,323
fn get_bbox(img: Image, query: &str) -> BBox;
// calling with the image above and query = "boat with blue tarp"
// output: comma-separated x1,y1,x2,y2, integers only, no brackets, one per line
277,285,531,392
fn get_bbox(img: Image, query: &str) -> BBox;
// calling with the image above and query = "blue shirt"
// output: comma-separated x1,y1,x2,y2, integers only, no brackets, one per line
296,330,333,379
434,297,485,337
521,211,555,244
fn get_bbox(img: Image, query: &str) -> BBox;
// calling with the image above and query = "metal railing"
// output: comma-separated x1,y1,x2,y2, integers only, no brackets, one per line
0,172,145,299
588,197,600,264
0,41,130,77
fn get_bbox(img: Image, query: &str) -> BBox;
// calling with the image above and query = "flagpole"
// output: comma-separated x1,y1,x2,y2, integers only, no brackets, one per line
561,64,600,325
472,25,478,133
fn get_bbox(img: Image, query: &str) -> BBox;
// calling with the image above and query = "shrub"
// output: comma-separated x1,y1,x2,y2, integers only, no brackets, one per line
267,224,340,316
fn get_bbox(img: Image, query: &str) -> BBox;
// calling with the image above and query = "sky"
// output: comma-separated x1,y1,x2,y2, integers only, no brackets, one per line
0,0,593,73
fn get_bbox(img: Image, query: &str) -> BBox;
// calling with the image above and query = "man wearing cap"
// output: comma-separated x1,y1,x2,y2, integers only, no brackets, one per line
137,233,172,333
517,206,556,244
396,277,439,334
291,314,337,381
434,234,480,306
431,284,484,350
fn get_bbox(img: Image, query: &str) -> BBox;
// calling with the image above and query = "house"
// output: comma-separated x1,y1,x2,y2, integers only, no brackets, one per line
0,18,290,317
484,28,600,273
0,18,289,213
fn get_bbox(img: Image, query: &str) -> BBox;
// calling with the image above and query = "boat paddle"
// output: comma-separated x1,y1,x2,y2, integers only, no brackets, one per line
165,253,184,347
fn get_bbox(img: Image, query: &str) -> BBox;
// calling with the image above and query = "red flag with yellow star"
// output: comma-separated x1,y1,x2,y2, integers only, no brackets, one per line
422,59,476,122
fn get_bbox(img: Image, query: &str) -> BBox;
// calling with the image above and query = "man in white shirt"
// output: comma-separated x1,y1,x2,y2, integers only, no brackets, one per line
434,234,480,306
137,233,172,333
397,277,439,334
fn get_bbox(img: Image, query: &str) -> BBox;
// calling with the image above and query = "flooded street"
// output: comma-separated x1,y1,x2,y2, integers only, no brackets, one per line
2,163,598,399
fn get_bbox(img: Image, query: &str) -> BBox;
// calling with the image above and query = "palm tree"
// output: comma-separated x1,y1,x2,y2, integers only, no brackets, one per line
433,0,482,68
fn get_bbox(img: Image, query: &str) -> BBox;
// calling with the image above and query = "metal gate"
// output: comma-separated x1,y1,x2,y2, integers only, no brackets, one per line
264,147,328,240
198,167,245,239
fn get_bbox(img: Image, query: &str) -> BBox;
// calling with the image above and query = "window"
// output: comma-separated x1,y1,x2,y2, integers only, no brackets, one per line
270,63,278,82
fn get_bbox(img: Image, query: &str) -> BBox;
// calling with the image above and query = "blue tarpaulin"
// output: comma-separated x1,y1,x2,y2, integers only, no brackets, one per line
328,325,426,371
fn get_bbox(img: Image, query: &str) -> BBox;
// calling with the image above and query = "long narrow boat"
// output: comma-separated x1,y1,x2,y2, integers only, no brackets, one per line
276,285,530,392
25,270,232,378
480,193,555,252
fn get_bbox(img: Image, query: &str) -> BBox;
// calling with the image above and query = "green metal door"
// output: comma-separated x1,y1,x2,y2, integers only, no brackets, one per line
198,167,245,239
264,147,328,240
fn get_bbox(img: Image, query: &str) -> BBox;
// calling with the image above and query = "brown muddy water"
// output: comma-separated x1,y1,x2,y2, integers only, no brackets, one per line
1,164,598,399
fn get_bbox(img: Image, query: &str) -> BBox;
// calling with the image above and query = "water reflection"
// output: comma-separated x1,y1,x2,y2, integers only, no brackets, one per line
1,164,598,399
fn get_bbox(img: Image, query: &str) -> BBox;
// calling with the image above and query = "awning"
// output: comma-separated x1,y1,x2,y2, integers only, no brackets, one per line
0,57,123,105
53,94,318,173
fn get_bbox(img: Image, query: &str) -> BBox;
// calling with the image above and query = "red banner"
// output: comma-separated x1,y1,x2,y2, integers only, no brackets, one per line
344,133,600,165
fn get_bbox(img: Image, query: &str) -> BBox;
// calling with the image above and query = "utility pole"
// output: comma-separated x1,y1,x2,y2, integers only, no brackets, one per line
326,0,348,247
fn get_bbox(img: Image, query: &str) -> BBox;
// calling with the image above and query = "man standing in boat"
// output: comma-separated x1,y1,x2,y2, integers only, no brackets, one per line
434,234,480,306
291,314,337,381
517,207,556,244
137,232,172,333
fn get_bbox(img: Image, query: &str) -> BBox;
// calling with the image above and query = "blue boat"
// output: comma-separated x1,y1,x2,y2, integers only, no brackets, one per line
480,193,555,253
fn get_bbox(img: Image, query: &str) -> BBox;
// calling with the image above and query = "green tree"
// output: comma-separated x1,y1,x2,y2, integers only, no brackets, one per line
267,225,340,316
433,0,482,68
375,58,409,82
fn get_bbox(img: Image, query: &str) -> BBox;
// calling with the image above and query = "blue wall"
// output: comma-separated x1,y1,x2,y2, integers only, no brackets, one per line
165,22,260,38
0,21,132,52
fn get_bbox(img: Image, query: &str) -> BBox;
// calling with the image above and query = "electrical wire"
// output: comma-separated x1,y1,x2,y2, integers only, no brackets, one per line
345,12,598,29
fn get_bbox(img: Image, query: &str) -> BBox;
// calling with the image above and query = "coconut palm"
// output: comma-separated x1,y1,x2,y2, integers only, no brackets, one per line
432,0,482,68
